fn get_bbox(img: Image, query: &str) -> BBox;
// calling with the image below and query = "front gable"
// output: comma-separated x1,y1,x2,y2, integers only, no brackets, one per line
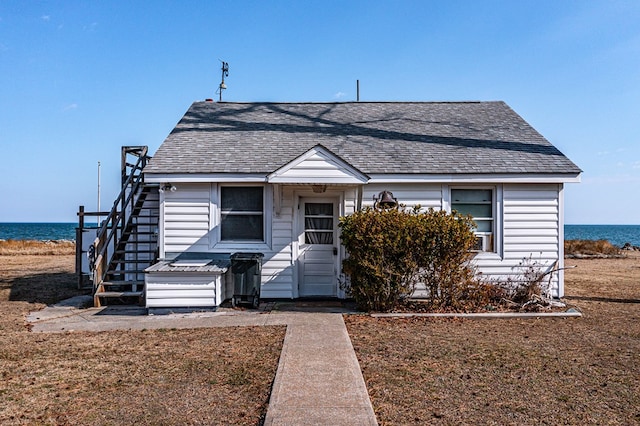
267,145,369,184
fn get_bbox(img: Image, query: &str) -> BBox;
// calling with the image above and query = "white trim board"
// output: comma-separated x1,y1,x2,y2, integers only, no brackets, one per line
367,173,581,184
147,173,581,184
146,174,267,183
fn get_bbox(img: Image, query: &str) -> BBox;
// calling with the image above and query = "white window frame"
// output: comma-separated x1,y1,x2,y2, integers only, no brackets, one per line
211,184,272,251
448,186,502,258
301,201,336,245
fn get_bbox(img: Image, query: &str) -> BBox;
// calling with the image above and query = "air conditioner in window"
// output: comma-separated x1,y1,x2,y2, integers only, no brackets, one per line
473,233,493,252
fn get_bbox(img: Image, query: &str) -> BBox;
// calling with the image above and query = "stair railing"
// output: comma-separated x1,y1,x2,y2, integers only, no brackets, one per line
89,146,149,289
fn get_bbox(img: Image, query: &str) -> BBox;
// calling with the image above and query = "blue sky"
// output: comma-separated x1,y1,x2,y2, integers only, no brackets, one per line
1,1,638,224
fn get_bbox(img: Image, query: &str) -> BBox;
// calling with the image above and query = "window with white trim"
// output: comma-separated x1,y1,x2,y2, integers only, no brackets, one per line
451,189,494,252
220,186,264,241
304,202,334,245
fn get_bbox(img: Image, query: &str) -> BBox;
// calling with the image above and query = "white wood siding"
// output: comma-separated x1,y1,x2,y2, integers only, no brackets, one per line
158,182,295,300
145,273,226,307
344,187,358,215
474,184,562,297
268,146,368,184
362,184,443,210
163,183,211,253
154,181,565,303
357,183,563,298
273,153,360,180
261,185,295,298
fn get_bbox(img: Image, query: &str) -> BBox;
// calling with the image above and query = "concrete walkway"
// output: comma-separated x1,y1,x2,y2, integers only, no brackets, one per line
264,312,377,425
27,299,378,425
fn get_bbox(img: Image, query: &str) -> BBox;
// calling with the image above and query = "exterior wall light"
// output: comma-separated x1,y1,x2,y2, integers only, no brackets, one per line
159,183,177,193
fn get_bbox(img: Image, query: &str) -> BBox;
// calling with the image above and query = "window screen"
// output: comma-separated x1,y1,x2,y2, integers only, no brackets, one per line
220,187,264,241
304,202,334,245
451,189,494,251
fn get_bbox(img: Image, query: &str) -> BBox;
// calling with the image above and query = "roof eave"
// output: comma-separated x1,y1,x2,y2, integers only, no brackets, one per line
367,173,582,184
145,173,268,183
145,172,581,184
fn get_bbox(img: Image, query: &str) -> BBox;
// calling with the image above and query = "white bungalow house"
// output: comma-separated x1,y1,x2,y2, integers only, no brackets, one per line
133,101,581,308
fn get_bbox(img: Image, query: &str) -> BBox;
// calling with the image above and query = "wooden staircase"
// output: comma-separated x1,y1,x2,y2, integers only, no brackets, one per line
77,146,159,306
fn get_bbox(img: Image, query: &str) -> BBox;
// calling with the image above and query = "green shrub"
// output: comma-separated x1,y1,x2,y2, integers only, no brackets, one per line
339,207,477,311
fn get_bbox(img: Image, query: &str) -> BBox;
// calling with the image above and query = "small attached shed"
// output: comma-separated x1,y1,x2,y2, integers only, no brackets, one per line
142,101,581,307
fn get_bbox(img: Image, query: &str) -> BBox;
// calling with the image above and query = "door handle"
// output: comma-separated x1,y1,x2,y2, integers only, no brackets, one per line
333,247,338,255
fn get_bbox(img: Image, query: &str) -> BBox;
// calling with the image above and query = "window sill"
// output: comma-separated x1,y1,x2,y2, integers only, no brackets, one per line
212,242,271,252
472,251,502,261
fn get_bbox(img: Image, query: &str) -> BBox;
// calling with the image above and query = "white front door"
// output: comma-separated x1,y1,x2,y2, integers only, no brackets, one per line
298,198,338,297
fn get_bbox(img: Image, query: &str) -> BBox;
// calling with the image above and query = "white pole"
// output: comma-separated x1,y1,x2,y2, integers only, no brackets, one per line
97,161,101,226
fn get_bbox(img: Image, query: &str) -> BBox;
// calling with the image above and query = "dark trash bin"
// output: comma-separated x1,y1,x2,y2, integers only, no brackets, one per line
231,252,264,308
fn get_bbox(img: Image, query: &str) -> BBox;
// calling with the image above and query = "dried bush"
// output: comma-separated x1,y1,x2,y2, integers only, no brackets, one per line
501,256,551,302
459,280,507,310
339,207,477,311
565,239,620,256
412,209,478,309
486,255,565,311
339,208,420,311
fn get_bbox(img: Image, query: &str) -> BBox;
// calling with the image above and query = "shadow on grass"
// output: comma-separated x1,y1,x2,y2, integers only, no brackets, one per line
564,295,640,304
269,298,360,313
6,271,86,305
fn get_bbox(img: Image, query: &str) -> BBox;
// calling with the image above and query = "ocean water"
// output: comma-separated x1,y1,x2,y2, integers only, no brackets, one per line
1,222,640,246
564,224,640,247
0,222,91,241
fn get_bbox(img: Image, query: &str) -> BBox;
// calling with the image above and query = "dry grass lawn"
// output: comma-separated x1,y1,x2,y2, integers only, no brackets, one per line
3,241,639,424
0,239,75,256
346,253,640,425
0,250,285,425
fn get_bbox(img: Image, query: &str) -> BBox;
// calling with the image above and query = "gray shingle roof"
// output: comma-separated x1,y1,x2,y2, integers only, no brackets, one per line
144,101,581,176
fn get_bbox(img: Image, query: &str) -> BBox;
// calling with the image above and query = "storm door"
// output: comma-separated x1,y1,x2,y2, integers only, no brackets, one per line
298,198,338,297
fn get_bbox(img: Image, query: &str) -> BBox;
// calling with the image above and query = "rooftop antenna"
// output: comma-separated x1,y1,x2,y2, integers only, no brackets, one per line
217,60,229,102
